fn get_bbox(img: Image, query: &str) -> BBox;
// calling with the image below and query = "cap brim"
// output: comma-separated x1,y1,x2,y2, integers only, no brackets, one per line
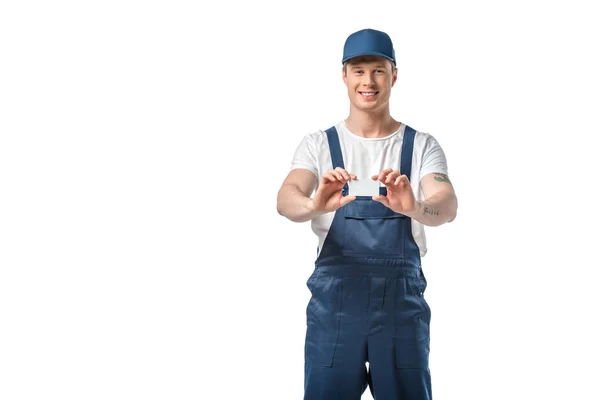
342,51,396,65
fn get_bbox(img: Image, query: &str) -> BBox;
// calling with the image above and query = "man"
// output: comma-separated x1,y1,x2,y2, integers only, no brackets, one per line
277,28,457,399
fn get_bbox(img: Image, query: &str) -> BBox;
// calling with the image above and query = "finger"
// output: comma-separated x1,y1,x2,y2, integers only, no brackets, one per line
335,167,351,181
324,170,341,182
320,173,339,186
340,195,356,206
329,169,346,182
350,174,357,180
378,168,394,181
394,175,408,186
372,195,390,207
385,170,400,184
322,173,337,184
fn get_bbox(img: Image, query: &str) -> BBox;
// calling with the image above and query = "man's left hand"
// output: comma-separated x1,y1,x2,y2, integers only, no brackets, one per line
371,168,418,216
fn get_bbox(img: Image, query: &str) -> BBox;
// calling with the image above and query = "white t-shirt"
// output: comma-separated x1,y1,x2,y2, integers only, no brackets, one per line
290,120,449,258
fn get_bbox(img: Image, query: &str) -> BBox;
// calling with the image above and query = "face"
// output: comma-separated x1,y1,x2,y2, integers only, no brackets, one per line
343,56,397,112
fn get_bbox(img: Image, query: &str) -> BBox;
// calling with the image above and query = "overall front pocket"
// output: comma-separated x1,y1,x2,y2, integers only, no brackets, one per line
305,276,343,367
395,277,431,368
342,198,406,258
395,317,430,368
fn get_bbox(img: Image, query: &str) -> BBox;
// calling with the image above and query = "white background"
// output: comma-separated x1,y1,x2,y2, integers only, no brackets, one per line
1,1,599,399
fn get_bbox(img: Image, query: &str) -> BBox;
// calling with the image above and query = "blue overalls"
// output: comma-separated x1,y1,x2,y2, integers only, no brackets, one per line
304,125,432,400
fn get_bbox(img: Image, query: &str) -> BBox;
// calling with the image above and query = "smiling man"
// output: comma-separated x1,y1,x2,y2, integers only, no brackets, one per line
277,28,458,399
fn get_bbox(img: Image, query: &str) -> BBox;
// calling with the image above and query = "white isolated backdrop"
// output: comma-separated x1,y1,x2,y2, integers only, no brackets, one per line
1,1,599,399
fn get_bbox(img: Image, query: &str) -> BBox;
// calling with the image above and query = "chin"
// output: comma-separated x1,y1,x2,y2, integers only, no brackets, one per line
355,102,379,111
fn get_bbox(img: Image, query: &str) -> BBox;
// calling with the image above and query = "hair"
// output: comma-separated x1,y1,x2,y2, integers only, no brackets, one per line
343,55,396,76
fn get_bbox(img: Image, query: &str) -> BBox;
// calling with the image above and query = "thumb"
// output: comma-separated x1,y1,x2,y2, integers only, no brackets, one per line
340,195,356,207
372,195,389,207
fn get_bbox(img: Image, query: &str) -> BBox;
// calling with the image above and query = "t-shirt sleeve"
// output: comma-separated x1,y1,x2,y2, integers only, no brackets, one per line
419,134,449,179
290,134,319,178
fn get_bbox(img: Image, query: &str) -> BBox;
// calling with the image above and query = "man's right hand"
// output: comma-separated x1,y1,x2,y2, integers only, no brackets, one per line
310,167,357,214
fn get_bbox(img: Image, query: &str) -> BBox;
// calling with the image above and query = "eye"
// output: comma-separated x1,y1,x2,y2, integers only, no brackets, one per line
376,69,384,73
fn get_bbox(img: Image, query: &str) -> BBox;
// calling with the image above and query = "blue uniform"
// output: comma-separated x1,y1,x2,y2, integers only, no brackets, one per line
304,125,432,399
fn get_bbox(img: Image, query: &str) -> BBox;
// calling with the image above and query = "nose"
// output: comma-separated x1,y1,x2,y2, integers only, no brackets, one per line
362,73,375,87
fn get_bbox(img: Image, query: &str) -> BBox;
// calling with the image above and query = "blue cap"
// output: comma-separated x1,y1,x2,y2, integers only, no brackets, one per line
342,29,396,66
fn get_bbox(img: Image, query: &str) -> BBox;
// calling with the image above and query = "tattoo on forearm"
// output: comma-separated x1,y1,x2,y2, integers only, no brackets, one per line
423,206,440,216
433,173,451,184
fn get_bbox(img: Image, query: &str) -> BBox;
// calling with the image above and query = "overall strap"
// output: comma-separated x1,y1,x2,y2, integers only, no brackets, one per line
324,126,348,196
400,125,416,182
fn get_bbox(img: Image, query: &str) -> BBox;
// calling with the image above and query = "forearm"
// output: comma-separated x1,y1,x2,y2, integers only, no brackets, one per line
277,185,323,223
407,191,458,227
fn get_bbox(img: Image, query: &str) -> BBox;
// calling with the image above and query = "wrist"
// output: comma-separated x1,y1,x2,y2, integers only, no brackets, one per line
307,198,315,213
307,198,325,216
406,201,422,218
307,198,318,214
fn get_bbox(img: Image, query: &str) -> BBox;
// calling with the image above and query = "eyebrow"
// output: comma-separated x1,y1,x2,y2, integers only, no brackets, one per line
351,65,387,69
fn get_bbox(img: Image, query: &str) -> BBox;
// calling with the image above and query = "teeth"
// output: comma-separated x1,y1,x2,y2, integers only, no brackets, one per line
362,92,377,95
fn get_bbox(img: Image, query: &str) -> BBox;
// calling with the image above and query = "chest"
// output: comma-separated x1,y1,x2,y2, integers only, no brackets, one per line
338,140,404,179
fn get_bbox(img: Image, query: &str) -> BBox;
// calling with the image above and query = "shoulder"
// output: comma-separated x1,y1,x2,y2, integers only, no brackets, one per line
291,128,331,165
306,128,328,143
410,128,437,145
408,128,445,154
302,124,343,149
413,130,449,176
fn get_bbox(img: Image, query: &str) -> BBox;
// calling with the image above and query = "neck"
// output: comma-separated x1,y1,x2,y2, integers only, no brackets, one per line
345,106,400,139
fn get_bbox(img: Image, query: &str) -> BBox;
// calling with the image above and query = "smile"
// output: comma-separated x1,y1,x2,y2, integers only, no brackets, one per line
359,91,379,99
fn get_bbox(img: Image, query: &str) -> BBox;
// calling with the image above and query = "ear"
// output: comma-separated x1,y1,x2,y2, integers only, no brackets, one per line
342,67,347,85
391,68,397,87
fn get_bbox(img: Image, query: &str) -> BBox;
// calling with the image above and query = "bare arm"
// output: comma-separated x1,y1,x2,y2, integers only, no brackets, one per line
407,172,458,227
276,169,321,223
277,168,358,223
